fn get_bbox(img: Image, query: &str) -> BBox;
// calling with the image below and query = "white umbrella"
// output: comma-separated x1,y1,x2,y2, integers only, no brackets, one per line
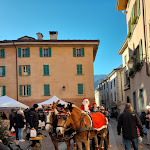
38,95,67,108
0,96,29,109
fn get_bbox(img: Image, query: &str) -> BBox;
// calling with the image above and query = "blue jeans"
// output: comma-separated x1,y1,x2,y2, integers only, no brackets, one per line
123,138,138,150
18,128,23,140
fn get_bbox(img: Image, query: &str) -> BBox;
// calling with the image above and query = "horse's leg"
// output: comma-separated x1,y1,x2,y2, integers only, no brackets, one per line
65,140,71,150
94,136,99,150
76,141,82,150
84,139,90,150
51,136,58,150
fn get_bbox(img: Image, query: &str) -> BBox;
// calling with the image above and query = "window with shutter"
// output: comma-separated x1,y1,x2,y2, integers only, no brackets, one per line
0,86,3,96
18,48,21,57
2,66,5,77
43,65,49,75
3,86,5,96
77,65,82,75
73,48,85,57
19,65,22,76
44,84,50,96
19,85,22,96
40,48,51,57
78,84,83,95
20,85,31,96
0,49,5,58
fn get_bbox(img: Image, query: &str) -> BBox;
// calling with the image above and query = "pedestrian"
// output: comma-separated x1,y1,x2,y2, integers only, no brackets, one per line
145,107,150,145
28,104,39,147
38,108,45,129
139,109,146,134
9,109,15,131
24,108,30,140
117,103,144,150
16,110,25,142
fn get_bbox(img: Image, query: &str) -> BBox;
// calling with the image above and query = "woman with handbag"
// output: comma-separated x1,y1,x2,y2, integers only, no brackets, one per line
16,110,25,142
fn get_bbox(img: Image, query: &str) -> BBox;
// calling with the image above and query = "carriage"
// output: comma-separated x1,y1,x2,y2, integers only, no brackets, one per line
43,101,109,150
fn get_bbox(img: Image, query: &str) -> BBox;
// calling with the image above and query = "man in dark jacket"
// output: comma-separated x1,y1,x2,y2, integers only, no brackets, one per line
28,104,39,147
9,109,15,131
29,104,39,131
117,103,144,150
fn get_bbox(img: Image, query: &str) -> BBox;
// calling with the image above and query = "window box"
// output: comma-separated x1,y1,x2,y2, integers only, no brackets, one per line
132,16,138,25
129,69,135,78
127,32,131,39
134,62,142,72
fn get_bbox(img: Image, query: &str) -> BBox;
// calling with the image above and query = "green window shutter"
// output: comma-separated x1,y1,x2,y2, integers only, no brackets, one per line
44,84,50,96
78,84,83,95
77,65,82,74
77,65,80,74
139,40,143,61
48,48,51,57
137,0,140,17
73,48,76,57
18,48,21,57
2,49,5,58
19,85,22,96
27,65,30,75
2,86,6,96
81,48,84,57
2,66,5,77
133,49,137,67
27,48,30,57
40,48,43,57
44,65,49,75
19,65,22,76
28,85,31,96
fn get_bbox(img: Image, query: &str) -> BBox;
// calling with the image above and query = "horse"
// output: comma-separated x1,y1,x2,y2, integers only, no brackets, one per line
43,101,72,150
56,103,108,150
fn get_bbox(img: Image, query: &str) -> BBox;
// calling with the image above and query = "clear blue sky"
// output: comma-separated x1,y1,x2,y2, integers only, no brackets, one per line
0,0,127,75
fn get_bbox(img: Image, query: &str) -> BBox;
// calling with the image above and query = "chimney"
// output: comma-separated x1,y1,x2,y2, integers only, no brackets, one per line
36,32,43,40
49,31,58,40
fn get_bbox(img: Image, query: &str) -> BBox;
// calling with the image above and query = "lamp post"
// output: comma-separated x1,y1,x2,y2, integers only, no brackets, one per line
127,57,134,69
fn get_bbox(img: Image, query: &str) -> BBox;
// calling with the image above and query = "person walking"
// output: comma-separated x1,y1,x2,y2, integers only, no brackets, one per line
28,104,39,147
117,103,144,150
16,110,25,142
145,107,150,145
9,109,15,131
139,109,146,134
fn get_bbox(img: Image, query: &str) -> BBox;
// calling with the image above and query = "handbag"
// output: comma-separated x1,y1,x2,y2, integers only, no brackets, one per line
30,129,37,137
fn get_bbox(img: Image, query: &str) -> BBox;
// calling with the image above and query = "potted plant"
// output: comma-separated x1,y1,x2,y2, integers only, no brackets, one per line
134,62,141,72
132,16,138,25
127,32,131,39
129,69,134,77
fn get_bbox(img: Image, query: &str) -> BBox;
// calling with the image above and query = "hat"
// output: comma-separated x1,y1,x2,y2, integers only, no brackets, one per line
93,102,97,105
83,98,88,102
100,106,105,110
33,104,38,109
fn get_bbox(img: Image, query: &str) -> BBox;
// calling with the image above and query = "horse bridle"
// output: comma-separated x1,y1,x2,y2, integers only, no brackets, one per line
45,110,55,125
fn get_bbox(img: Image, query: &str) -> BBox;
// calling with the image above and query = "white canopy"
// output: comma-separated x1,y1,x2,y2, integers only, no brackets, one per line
0,96,29,109
38,95,67,108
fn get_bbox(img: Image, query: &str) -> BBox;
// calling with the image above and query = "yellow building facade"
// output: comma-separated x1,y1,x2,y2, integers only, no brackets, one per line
117,0,150,112
0,33,99,107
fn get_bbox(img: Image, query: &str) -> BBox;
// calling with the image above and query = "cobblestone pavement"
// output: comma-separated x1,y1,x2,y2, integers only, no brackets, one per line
15,119,150,150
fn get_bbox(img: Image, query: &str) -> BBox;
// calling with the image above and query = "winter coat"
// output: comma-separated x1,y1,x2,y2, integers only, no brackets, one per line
28,108,39,129
145,114,150,129
9,112,15,125
140,112,146,125
117,109,144,140
16,114,25,128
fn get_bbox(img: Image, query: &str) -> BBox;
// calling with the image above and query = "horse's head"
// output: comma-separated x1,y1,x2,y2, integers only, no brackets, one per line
56,111,71,137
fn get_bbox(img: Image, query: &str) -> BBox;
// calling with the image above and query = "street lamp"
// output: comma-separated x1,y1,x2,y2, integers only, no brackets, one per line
127,57,134,69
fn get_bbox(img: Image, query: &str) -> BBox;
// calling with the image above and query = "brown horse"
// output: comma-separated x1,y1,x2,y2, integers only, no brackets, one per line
56,103,108,150
43,101,72,150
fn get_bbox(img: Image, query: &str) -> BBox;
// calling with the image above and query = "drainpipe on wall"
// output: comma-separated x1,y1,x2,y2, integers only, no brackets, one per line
142,0,150,77
13,42,18,101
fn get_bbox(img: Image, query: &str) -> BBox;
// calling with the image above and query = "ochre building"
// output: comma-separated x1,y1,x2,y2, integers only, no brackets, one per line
0,32,99,107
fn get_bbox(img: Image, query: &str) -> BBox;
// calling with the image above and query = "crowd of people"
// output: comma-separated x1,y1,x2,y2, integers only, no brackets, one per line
8,103,45,147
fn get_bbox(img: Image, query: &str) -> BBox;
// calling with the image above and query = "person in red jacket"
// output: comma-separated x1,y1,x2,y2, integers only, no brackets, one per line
80,98,91,113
